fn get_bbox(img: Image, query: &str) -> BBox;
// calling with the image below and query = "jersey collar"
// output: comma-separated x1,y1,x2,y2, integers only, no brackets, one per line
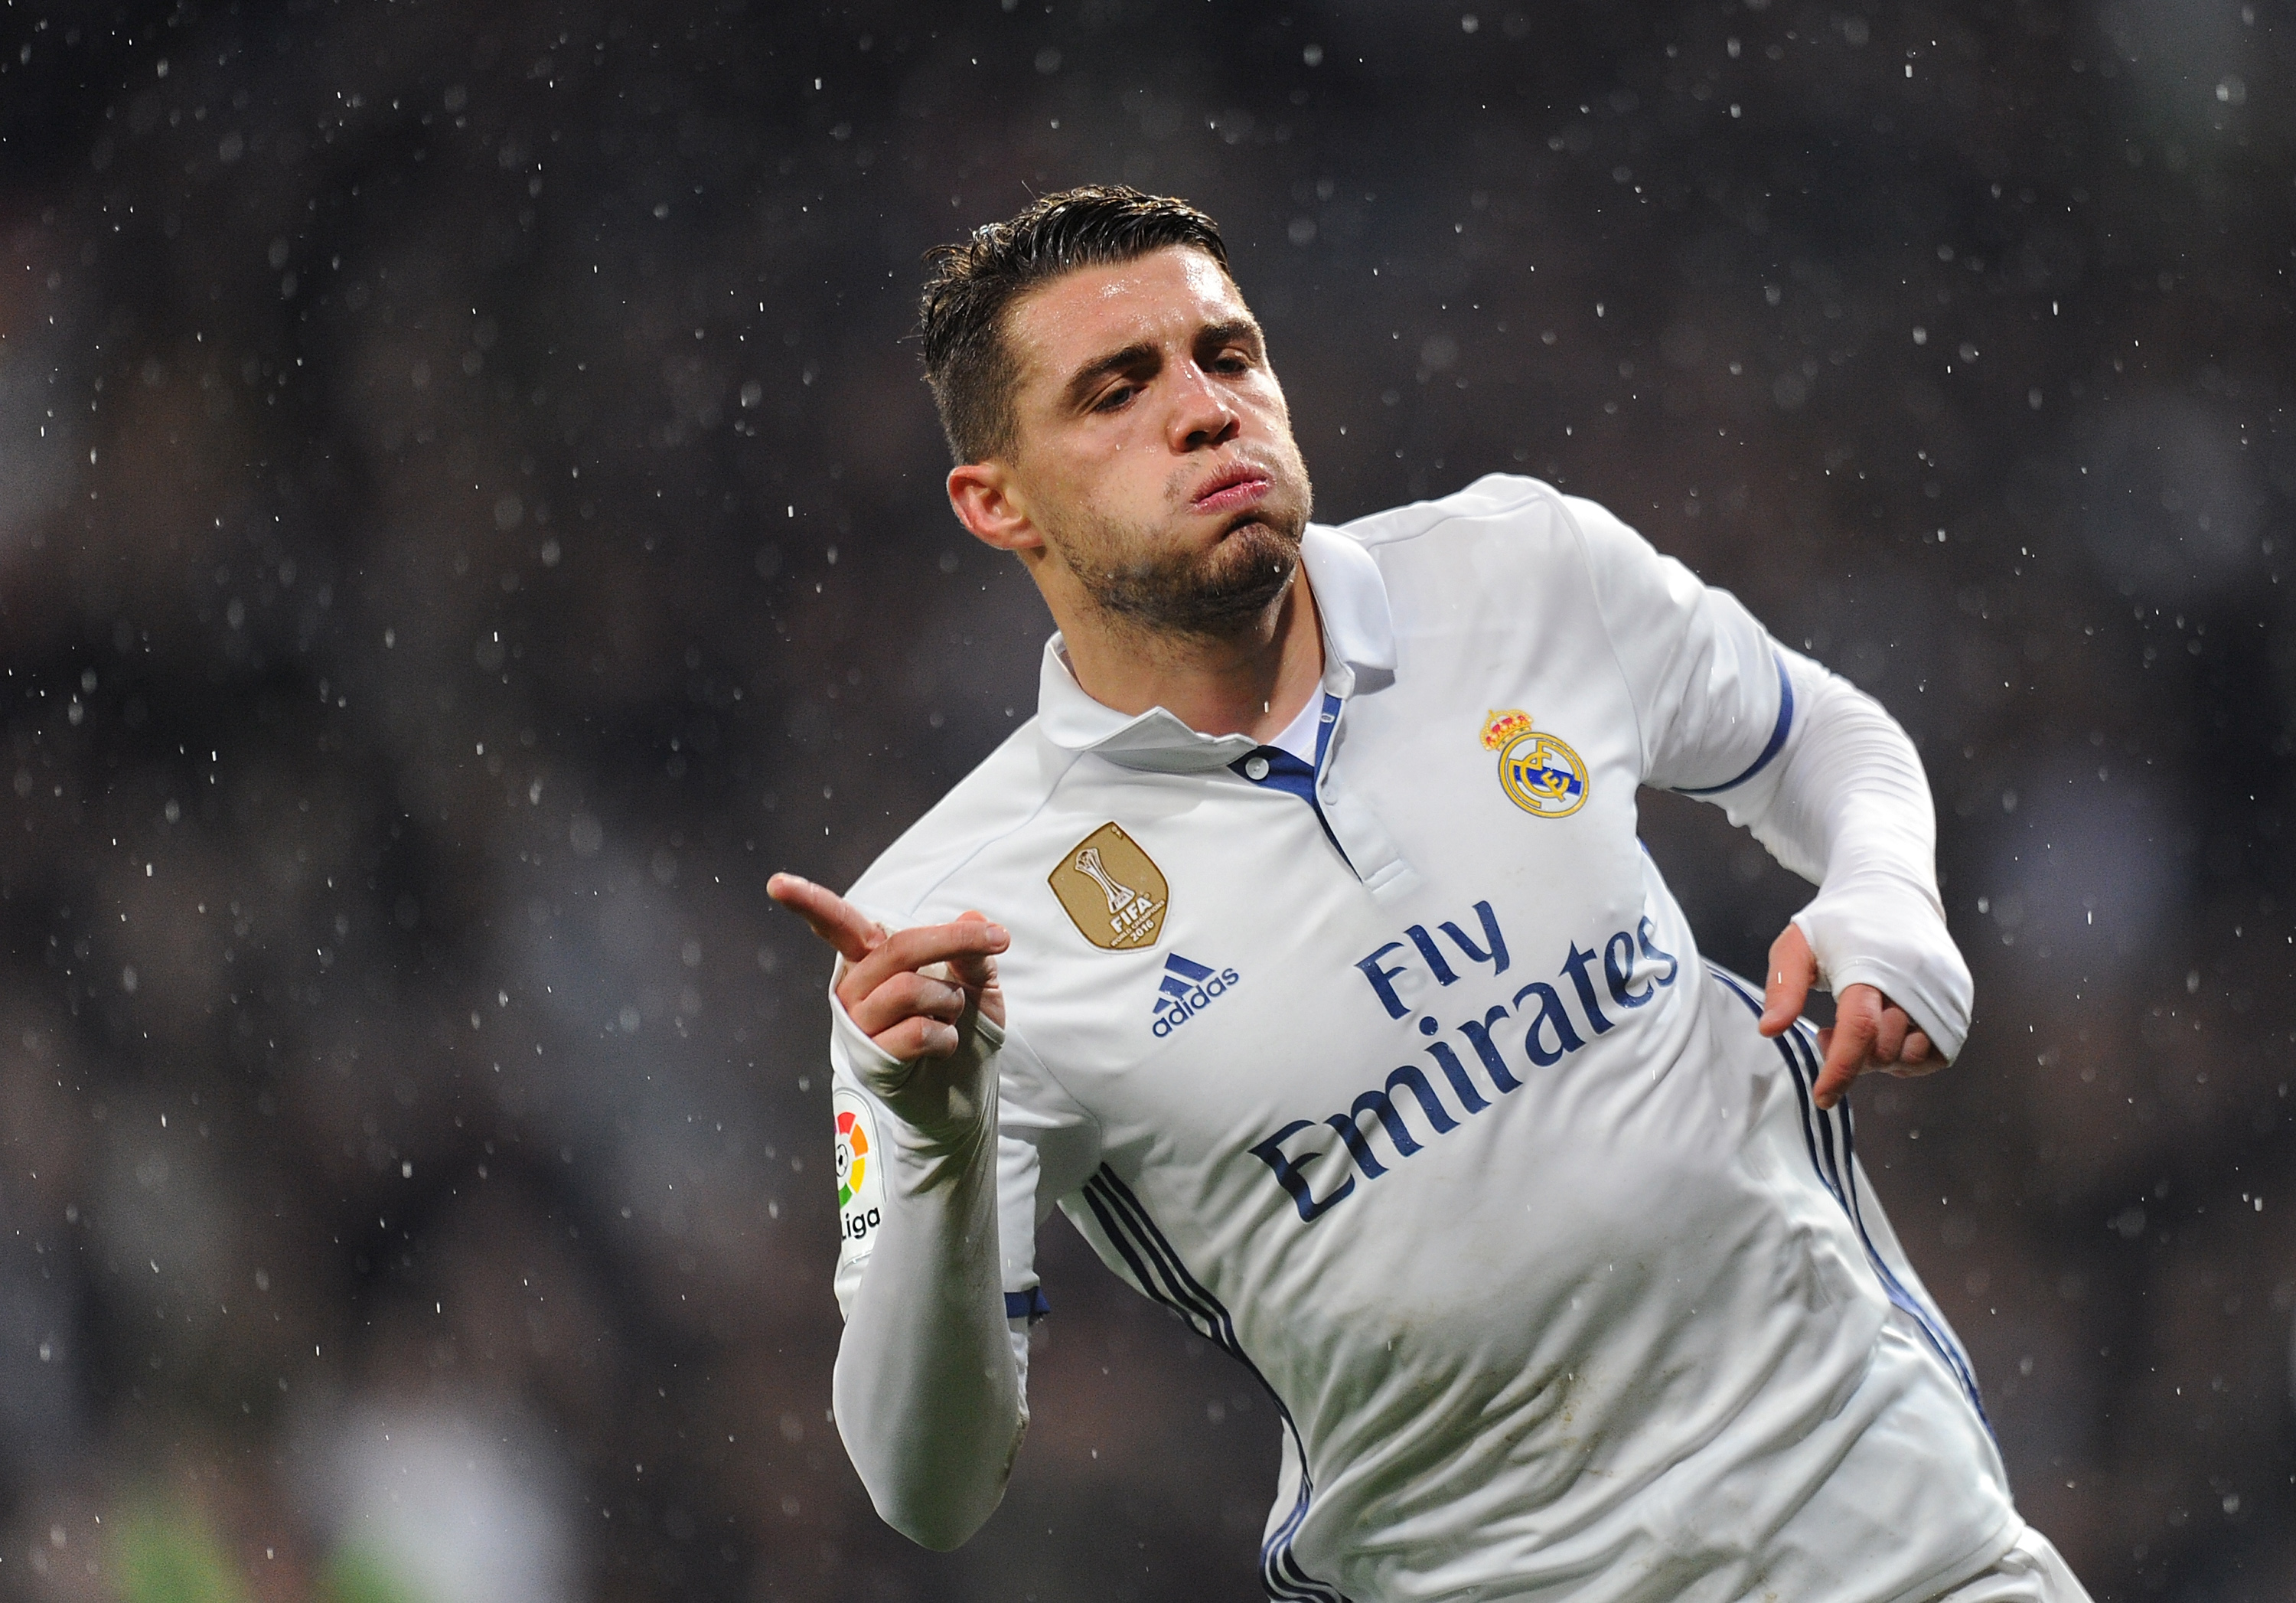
1035,523,1397,775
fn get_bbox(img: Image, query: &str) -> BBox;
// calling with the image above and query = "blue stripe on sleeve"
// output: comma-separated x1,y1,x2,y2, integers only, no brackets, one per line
1004,1287,1050,1324
1675,650,1794,796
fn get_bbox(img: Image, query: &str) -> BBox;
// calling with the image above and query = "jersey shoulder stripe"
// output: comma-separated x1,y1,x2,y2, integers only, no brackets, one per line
1078,1167,1349,1603
1708,966,1991,1429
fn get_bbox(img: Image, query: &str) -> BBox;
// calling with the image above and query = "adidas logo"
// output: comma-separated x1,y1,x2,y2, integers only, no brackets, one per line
1151,952,1241,1038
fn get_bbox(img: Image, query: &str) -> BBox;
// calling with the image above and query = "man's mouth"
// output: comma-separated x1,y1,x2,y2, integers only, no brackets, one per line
1190,463,1273,514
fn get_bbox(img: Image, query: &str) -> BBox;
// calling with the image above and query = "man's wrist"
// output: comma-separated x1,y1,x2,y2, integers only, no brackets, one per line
830,990,1000,1155
1791,887,1971,1061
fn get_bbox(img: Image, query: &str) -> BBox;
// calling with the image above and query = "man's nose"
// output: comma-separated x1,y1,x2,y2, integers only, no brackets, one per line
1166,364,1241,452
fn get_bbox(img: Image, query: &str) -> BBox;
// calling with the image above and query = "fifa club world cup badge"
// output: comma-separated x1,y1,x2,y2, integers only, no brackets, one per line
1049,821,1169,951
1482,709,1590,819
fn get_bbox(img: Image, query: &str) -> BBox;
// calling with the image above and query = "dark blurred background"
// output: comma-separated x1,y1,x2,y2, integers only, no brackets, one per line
0,1,2290,1598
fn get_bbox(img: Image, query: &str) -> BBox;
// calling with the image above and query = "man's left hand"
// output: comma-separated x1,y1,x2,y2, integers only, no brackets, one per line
1758,922,1947,1111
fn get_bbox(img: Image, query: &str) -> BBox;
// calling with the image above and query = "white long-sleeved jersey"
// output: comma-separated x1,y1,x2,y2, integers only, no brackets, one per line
827,475,2015,1602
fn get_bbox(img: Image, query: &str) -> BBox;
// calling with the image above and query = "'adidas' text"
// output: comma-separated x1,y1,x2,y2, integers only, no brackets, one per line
1152,952,1241,1037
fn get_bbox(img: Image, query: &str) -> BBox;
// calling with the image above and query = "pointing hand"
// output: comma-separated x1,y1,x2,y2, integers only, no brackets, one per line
769,873,1009,1138
1757,922,1946,1111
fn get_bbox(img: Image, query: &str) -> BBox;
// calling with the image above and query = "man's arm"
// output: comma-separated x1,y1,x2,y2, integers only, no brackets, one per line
1557,491,1970,1110
1713,652,1972,1108
770,874,1025,1550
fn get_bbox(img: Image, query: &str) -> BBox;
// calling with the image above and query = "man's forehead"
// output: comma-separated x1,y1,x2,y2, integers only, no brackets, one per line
1006,247,1247,374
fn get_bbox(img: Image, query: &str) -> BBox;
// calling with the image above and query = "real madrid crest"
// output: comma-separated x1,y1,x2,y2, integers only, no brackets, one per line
1482,709,1590,819
1049,821,1169,951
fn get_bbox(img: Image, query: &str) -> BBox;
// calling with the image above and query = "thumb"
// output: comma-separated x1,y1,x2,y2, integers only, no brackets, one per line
1760,922,1815,1039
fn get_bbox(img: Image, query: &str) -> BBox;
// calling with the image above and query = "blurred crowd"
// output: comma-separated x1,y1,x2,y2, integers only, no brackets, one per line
0,1,2290,1599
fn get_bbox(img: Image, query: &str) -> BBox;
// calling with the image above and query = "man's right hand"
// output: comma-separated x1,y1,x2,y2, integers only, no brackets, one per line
768,873,1010,1134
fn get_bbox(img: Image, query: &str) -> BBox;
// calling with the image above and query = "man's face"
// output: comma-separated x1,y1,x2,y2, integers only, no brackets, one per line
993,246,1313,638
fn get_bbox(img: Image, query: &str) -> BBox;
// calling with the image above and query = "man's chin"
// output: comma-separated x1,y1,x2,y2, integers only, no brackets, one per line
1166,522,1302,635
1087,525,1300,639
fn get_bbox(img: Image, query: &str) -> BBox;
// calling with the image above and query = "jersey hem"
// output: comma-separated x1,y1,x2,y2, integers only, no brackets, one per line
1880,1510,2025,1603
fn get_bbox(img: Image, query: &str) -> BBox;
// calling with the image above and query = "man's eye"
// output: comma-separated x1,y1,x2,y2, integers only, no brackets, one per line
1094,384,1135,411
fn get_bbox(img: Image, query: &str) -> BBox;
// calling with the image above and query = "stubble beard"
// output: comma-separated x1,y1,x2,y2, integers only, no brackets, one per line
1058,465,1314,642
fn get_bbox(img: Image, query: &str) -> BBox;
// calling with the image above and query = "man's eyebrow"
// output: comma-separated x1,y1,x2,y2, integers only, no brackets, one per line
1196,317,1264,353
1058,319,1267,410
1061,341,1159,410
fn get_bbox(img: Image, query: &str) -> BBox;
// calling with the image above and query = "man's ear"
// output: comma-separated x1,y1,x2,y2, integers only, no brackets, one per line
947,461,1042,555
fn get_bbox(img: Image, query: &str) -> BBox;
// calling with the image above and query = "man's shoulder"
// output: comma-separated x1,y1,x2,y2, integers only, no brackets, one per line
1331,474,1648,581
844,718,1083,919
1326,474,1642,601
1335,472,1589,550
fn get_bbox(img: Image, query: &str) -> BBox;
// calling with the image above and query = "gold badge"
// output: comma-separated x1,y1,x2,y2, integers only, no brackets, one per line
1482,709,1590,819
1049,822,1169,952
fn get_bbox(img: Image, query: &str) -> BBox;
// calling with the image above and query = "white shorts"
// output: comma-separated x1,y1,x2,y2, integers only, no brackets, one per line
1926,1526,2092,1603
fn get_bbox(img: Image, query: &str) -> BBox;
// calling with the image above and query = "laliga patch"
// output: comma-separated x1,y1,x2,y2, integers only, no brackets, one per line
1482,708,1590,819
833,1088,885,1266
1048,821,1169,952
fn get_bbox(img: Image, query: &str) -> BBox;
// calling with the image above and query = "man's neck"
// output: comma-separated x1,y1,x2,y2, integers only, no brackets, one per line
1056,570,1326,745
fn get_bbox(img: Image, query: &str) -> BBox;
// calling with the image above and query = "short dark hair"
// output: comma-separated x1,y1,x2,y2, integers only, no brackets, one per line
918,185,1230,465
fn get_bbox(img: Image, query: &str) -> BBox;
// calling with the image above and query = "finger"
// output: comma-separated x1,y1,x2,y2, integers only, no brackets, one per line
940,911,1003,993
1759,924,1815,1038
768,873,886,965
1870,1007,1909,1068
872,1014,963,1062
845,919,1011,998
1887,1030,1947,1079
1812,988,1880,1110
847,971,969,1040
1900,1029,1935,1065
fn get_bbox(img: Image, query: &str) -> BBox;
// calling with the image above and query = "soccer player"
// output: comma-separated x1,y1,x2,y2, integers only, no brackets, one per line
771,187,2089,1601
